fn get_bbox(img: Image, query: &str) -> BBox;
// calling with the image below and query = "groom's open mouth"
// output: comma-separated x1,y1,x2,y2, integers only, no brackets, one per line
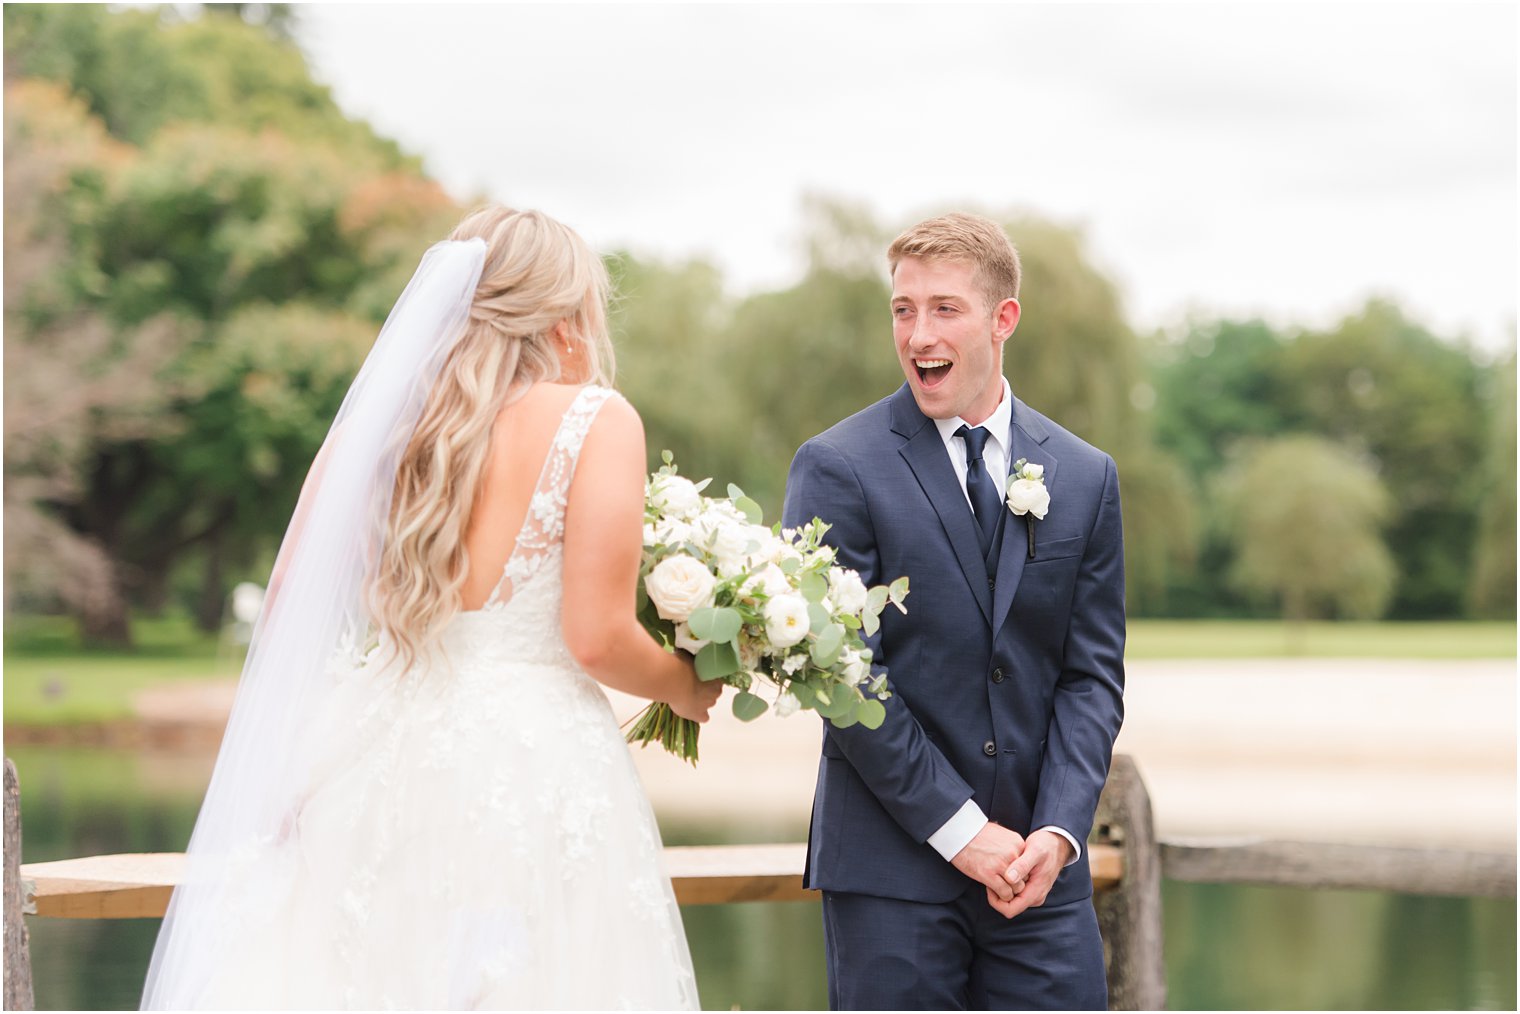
915,358,952,388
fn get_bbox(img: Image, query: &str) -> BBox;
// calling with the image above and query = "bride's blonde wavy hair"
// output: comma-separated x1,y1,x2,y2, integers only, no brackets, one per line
369,206,614,673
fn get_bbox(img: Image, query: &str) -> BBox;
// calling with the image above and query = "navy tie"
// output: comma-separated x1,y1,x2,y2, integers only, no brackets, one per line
956,424,1001,555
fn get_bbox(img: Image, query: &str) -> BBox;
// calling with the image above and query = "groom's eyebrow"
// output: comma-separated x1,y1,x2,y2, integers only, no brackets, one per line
891,293,966,304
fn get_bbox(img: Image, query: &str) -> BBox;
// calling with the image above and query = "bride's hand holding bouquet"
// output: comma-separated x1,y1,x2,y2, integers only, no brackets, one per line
627,453,908,763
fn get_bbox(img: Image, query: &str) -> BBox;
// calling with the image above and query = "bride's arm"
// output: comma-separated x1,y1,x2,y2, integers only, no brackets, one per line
561,395,721,723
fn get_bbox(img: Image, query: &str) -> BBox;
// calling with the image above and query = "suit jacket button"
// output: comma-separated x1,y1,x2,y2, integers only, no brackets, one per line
983,741,997,757
991,668,1005,683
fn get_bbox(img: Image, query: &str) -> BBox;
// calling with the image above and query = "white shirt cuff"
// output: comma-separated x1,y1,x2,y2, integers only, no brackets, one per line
927,799,988,861
1036,825,1082,866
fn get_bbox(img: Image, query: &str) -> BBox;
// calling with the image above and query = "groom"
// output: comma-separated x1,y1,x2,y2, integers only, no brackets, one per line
782,213,1125,1010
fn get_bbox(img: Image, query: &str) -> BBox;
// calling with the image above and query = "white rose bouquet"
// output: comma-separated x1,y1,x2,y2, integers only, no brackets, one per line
629,453,909,763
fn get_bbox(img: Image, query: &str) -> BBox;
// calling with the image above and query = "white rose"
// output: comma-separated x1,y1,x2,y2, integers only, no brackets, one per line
763,594,811,649
764,536,803,568
1021,462,1045,481
1005,478,1051,520
774,690,801,718
649,475,704,519
827,568,869,616
655,518,693,546
703,520,749,576
644,554,717,622
706,520,773,577
840,647,870,686
673,621,709,654
745,564,792,602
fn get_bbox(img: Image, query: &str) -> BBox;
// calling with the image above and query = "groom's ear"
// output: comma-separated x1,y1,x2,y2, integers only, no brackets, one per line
994,297,1021,342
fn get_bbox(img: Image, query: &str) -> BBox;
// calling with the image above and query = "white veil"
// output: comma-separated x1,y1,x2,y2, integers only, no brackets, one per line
141,238,487,1010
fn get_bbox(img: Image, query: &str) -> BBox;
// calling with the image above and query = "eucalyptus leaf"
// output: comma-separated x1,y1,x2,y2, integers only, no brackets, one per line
816,623,845,658
735,496,763,525
815,690,854,719
855,698,887,730
811,640,841,669
800,572,828,603
732,691,769,722
830,710,860,729
695,641,739,681
862,611,880,637
865,586,889,614
689,606,742,644
889,577,910,613
780,557,801,576
808,602,832,633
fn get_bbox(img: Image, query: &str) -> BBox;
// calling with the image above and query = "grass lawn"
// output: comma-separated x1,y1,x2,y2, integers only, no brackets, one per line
1125,620,1517,660
4,614,243,726
3,614,1514,727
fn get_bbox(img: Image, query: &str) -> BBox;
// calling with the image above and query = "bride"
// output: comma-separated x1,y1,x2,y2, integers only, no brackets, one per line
141,206,720,1009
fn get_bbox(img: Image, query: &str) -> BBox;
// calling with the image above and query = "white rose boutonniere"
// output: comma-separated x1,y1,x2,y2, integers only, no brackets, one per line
1005,458,1049,559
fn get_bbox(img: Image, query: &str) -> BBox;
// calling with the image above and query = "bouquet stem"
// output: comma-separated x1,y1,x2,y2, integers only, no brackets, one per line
624,702,701,764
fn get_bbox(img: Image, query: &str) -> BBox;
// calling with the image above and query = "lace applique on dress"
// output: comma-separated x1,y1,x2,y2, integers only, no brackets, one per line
481,385,616,611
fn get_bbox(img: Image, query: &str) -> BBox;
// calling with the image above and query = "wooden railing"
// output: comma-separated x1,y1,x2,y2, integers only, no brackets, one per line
6,755,1514,1011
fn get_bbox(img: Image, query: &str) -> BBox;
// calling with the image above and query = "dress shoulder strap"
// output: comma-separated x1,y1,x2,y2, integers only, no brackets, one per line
481,386,617,609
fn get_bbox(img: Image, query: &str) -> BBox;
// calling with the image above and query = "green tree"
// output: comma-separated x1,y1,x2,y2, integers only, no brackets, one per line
1469,349,1516,618
2,79,190,641
4,7,460,642
1217,435,1396,624
4,5,401,159
1147,319,1300,616
1281,300,1490,617
608,252,737,485
1150,319,1297,479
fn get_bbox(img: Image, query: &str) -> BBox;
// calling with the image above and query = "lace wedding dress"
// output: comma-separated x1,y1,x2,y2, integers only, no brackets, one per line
192,386,699,1009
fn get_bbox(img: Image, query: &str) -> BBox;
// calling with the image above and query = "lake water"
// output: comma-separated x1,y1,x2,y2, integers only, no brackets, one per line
11,746,1516,1011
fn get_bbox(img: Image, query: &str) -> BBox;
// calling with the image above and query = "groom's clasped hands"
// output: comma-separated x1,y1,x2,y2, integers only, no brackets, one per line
951,823,1075,919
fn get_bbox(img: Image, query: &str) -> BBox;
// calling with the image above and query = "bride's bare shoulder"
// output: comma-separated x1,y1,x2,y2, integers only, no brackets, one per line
500,384,638,451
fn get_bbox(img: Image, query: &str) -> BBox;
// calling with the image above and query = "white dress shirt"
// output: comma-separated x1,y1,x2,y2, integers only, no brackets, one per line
921,377,1082,868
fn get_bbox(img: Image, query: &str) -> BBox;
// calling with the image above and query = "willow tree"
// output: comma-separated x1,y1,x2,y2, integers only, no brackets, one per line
1217,434,1396,624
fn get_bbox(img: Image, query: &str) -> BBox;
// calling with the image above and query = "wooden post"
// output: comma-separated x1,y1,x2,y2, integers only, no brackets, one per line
1091,754,1165,1011
5,758,35,1011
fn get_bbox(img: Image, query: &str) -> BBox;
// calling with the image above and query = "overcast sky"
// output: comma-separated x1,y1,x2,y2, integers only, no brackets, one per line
296,3,1516,351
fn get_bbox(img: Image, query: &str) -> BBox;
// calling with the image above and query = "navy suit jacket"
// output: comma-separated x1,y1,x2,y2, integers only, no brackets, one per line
782,383,1126,907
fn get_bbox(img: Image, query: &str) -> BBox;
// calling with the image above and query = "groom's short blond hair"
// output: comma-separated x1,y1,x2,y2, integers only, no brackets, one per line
887,213,1021,312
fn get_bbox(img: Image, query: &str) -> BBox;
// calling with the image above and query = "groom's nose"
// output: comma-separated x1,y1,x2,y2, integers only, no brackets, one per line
908,322,938,351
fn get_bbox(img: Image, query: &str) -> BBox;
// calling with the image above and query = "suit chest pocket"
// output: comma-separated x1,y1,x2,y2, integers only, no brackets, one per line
1027,534,1083,562
1014,536,1084,629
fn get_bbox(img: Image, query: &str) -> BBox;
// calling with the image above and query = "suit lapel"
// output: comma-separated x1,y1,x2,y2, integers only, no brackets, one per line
991,397,1058,637
890,386,993,626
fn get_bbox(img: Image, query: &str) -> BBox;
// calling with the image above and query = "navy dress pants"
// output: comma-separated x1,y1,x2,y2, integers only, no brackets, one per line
821,880,1107,1010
